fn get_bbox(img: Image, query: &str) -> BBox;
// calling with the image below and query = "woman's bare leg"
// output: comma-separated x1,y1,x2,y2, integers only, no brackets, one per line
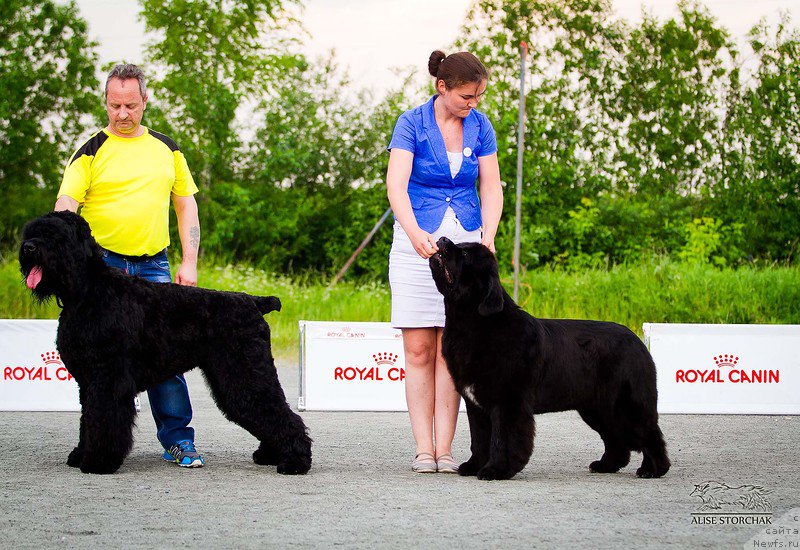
433,327,460,458
402,327,437,456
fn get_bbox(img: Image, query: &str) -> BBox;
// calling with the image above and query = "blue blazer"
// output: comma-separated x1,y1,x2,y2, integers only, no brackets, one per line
388,95,497,233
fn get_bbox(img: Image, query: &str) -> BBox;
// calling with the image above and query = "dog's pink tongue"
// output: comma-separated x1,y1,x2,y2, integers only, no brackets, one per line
26,266,43,290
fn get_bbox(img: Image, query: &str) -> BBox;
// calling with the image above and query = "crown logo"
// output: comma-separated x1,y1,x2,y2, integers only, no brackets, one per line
713,354,739,368
373,352,398,366
41,351,62,365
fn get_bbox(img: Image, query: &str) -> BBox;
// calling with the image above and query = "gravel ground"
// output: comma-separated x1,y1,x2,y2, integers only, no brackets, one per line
0,365,797,549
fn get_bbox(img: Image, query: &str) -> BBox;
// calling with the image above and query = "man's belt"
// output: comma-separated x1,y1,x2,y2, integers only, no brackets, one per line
102,248,167,263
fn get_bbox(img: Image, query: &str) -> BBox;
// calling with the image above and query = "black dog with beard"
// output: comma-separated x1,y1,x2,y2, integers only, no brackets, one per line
429,237,670,480
19,211,311,475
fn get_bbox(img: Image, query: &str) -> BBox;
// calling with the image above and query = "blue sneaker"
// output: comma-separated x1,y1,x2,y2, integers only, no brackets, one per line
162,440,204,468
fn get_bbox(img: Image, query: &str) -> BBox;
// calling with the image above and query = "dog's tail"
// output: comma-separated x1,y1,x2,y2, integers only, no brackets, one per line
252,295,281,315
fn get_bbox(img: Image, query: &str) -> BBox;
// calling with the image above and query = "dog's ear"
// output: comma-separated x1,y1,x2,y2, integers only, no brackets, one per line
478,276,504,316
69,213,97,258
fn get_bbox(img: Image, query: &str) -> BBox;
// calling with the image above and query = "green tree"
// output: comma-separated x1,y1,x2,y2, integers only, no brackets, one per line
209,56,411,275
455,0,755,268
595,2,738,265
0,0,99,247
456,0,627,268
608,1,735,197
138,0,306,262
714,15,800,261
139,0,303,192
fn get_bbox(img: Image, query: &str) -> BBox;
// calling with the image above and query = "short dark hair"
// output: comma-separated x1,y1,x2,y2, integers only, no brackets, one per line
428,50,488,90
105,64,147,99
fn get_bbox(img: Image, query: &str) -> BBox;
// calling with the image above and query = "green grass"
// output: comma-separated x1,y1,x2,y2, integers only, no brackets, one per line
4,259,799,361
511,260,800,329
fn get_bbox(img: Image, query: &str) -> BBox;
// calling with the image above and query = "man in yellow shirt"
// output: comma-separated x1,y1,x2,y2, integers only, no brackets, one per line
55,64,204,468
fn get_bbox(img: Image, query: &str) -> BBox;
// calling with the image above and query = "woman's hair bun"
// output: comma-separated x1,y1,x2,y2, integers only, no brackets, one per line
428,50,447,78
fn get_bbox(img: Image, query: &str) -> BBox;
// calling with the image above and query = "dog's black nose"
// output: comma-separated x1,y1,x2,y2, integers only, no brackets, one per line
22,242,36,254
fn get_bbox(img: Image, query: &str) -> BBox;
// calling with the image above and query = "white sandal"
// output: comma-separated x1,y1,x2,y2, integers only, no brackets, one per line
436,453,459,474
411,452,437,473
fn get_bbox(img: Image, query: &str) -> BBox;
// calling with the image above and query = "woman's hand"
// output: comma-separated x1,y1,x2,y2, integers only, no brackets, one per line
410,228,439,259
481,236,496,254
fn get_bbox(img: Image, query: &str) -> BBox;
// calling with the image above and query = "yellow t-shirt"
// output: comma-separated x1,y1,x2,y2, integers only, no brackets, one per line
58,127,198,256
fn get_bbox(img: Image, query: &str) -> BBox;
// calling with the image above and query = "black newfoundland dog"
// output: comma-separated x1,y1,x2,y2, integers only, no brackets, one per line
430,237,670,481
19,211,311,475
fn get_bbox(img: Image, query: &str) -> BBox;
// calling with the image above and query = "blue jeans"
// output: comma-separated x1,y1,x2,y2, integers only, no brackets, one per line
101,249,195,449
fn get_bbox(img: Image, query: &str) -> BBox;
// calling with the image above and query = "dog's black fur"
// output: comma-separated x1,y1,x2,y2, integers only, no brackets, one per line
430,237,670,481
19,211,311,475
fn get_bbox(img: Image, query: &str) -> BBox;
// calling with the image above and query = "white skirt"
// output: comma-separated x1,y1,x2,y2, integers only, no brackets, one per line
389,208,482,328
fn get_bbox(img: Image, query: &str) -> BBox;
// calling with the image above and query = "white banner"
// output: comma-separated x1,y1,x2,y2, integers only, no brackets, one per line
299,320,800,414
0,319,80,411
299,321,408,411
645,323,800,415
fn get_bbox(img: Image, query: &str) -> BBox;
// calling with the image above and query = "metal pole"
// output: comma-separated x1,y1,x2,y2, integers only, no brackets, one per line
329,207,393,286
513,42,528,302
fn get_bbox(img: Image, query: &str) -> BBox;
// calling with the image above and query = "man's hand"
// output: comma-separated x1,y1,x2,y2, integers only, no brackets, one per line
174,262,197,286
172,194,200,286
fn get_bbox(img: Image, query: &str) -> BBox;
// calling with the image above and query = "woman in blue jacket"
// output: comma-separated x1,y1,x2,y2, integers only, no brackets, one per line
387,50,503,473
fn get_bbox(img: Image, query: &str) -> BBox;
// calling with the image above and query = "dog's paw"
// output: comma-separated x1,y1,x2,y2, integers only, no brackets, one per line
79,453,122,475
476,464,515,481
636,456,670,478
252,446,279,466
636,465,668,479
457,459,481,477
589,460,622,474
636,466,655,478
67,446,83,468
276,458,311,475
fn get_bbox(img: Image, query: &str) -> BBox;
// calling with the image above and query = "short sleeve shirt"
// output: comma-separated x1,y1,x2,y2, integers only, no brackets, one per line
388,95,497,232
58,127,198,256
